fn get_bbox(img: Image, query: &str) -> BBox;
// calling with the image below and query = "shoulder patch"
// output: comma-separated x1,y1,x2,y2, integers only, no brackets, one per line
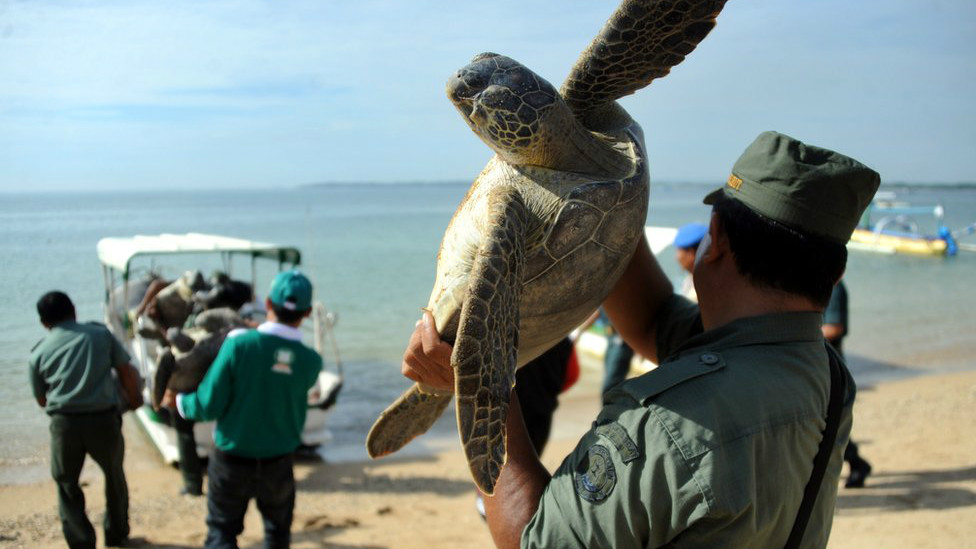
594,422,639,464
574,444,616,503
623,352,726,405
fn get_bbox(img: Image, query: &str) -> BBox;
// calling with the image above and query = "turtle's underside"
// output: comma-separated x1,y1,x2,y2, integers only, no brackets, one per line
367,0,729,495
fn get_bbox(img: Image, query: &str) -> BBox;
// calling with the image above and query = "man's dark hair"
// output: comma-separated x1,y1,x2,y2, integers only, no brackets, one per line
271,303,308,325
37,291,76,325
712,195,846,307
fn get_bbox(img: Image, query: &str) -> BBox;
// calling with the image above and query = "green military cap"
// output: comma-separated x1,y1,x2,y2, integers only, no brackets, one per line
704,131,881,243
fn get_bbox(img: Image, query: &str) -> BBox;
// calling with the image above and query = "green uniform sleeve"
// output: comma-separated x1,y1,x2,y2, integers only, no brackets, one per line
822,282,848,327
521,401,709,548
28,353,47,403
654,294,703,360
107,327,131,367
181,336,236,422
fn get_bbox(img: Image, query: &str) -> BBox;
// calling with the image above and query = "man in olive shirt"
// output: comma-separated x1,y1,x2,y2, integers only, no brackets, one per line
30,291,143,549
823,279,873,488
163,270,322,549
400,131,880,548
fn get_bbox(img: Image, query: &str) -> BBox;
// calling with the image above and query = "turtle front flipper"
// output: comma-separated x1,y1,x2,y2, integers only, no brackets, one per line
454,185,527,495
366,384,453,458
561,0,729,122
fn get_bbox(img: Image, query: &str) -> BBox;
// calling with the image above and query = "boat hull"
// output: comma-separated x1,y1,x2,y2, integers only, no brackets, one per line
849,228,947,257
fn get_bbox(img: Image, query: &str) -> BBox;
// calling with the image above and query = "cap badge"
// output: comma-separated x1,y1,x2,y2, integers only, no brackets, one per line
727,174,743,191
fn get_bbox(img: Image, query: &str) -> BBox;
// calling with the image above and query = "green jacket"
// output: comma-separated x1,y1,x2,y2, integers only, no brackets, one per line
522,295,855,549
180,323,322,458
29,321,130,414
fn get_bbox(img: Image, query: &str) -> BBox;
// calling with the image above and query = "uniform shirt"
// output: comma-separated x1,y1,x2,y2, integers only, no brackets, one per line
179,322,322,458
823,281,848,354
522,295,855,549
29,321,130,414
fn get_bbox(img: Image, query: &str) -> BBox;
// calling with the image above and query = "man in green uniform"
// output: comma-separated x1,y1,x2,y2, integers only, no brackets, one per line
823,279,873,487
400,131,880,548
30,291,143,549
162,270,322,549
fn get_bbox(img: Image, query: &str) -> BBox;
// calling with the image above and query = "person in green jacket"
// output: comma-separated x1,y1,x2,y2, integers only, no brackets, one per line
162,270,322,549
399,131,880,548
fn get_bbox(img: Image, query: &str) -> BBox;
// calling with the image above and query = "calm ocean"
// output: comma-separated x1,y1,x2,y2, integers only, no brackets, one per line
2,182,975,483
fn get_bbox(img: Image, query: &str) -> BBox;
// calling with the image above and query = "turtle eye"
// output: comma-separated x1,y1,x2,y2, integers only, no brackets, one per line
477,85,521,114
469,102,487,124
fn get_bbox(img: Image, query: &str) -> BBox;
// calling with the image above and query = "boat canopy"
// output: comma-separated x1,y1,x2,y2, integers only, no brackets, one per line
96,233,301,277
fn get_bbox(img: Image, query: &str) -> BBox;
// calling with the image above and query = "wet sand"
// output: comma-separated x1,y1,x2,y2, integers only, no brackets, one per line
2,362,974,549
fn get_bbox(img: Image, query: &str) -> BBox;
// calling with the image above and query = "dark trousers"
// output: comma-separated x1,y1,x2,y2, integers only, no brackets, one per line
170,411,203,493
205,449,295,549
515,338,572,456
602,336,635,394
49,411,129,549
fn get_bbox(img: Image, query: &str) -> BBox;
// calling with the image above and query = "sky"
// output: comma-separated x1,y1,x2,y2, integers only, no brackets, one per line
1,0,974,192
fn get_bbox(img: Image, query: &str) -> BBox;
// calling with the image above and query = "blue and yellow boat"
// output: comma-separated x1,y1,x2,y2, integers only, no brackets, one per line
848,194,973,257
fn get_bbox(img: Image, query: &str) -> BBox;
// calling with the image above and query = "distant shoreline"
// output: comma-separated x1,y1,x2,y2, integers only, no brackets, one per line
3,180,976,195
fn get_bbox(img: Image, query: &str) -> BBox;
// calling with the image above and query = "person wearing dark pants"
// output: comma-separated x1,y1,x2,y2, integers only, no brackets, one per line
823,279,873,488
205,450,295,548
601,328,635,395
514,337,574,455
30,291,143,549
50,411,129,548
169,410,204,496
163,270,323,549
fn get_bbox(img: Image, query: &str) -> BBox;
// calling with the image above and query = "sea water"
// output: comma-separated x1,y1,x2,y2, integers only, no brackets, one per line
1,182,974,483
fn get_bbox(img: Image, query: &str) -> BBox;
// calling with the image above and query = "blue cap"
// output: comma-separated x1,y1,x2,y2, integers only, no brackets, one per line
268,270,313,311
673,223,708,249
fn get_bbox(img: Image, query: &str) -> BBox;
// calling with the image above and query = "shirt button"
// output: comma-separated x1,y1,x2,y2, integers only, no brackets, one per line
700,353,719,366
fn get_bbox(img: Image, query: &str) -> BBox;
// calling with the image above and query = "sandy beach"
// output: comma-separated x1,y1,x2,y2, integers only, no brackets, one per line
2,361,974,549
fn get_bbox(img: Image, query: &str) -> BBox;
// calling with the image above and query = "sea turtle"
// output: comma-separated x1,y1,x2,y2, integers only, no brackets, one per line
366,0,728,494
150,307,244,410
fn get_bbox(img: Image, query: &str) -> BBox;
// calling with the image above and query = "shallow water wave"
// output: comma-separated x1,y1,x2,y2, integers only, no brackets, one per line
2,182,974,484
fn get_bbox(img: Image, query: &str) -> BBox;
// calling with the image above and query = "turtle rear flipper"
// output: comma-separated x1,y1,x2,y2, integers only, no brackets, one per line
561,0,728,122
366,385,452,457
454,186,526,495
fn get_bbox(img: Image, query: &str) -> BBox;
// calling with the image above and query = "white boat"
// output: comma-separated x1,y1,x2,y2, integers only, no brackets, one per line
96,233,343,464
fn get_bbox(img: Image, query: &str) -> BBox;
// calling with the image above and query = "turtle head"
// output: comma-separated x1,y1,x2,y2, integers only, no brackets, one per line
447,53,576,168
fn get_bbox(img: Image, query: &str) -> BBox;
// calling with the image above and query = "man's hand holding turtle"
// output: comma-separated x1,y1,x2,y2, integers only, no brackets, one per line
401,310,454,393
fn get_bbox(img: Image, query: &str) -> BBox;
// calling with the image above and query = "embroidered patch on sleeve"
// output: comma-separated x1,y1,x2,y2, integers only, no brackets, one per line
594,422,639,464
574,444,616,503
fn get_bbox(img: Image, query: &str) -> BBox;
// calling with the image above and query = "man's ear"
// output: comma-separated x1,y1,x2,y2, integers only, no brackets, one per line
698,213,726,265
709,218,731,260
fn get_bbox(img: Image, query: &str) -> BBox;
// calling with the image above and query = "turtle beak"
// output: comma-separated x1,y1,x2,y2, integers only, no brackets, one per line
446,72,478,119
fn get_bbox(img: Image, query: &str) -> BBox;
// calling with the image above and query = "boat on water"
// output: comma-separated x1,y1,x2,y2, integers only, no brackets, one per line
96,233,343,464
848,192,975,257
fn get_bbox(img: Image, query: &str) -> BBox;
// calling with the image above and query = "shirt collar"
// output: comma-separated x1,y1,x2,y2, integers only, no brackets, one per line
675,311,824,357
257,321,304,342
